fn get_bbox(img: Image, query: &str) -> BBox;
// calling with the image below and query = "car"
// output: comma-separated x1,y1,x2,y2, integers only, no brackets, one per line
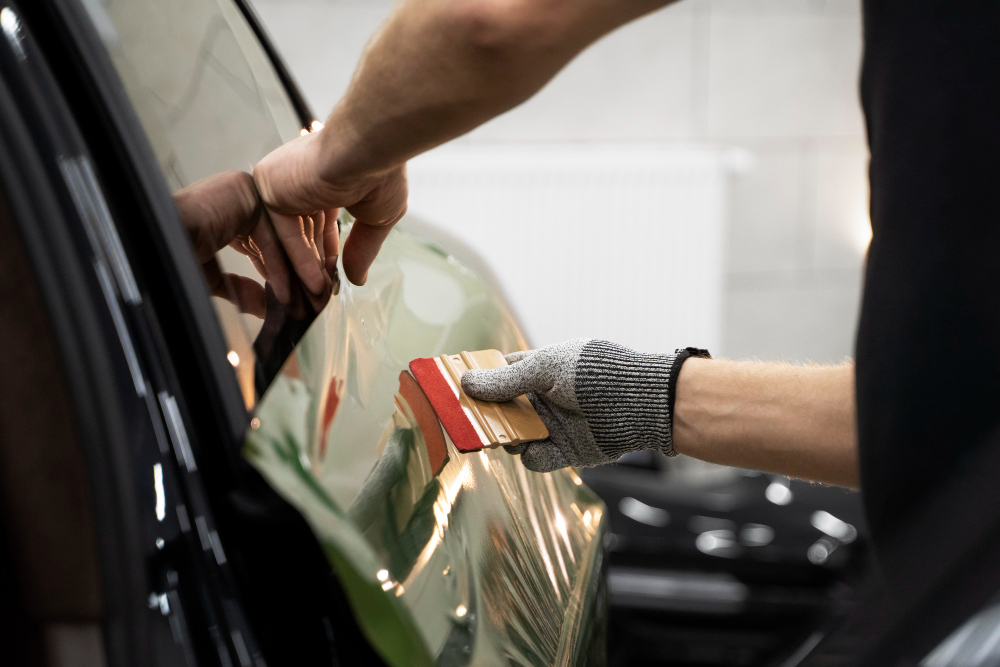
0,0,604,664
584,452,866,666
5,0,992,666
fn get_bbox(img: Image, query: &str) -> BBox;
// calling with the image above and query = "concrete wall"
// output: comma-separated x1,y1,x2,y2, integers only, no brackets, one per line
252,0,868,363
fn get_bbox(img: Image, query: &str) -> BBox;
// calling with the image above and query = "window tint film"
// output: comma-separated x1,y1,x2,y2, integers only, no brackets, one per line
79,0,315,408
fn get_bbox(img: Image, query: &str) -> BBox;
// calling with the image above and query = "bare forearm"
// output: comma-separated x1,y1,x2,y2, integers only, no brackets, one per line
318,0,672,179
673,359,858,488
253,0,673,287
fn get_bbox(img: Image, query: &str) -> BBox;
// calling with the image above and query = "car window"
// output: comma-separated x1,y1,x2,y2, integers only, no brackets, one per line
78,0,308,408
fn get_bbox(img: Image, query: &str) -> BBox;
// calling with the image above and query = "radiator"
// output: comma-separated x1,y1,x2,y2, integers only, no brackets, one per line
405,144,743,355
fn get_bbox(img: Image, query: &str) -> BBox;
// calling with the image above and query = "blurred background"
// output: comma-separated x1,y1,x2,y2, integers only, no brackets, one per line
252,2,870,664
252,0,868,363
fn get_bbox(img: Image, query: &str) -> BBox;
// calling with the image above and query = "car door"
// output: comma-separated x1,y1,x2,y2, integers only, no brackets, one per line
0,2,266,664
3,0,393,663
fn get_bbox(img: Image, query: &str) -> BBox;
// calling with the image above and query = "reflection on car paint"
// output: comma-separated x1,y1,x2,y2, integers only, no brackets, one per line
246,225,607,666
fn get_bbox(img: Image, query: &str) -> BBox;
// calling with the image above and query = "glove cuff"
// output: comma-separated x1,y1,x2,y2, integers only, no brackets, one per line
574,340,681,459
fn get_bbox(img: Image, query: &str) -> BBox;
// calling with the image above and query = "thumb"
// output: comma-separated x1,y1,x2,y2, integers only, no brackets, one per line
462,356,554,402
519,441,569,473
504,350,534,364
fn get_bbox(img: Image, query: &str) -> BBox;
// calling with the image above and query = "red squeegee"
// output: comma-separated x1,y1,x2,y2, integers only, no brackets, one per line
409,357,482,452
408,350,548,453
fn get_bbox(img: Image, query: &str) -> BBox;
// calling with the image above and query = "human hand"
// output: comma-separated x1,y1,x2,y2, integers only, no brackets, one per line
253,130,407,287
461,339,686,472
174,170,334,318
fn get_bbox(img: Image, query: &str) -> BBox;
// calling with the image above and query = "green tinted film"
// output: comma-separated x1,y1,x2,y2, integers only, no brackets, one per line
247,225,608,665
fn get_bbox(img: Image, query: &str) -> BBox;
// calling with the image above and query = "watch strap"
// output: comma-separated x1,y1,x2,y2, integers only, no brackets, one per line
665,347,711,456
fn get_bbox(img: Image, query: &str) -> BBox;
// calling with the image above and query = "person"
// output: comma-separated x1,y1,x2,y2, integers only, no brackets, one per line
250,0,859,486
250,2,1000,653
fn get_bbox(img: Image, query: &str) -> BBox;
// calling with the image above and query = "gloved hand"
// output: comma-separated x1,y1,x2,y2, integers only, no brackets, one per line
461,339,700,472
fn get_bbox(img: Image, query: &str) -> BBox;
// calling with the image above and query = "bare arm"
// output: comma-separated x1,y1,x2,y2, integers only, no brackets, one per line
254,0,673,285
673,359,858,489
461,340,858,487
319,0,674,177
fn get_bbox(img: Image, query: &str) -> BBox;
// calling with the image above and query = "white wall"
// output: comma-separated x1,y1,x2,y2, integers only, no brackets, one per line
406,145,739,354
252,0,868,363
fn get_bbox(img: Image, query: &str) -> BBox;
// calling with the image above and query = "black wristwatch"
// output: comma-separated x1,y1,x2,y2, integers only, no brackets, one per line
664,347,711,456
676,347,712,362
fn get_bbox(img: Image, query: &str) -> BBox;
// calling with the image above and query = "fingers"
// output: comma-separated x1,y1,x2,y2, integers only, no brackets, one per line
174,171,261,262
248,213,291,305
222,273,267,319
462,356,554,402
269,210,328,299
503,442,529,456
504,350,534,364
201,259,266,319
342,166,408,285
341,223,396,286
519,441,570,473
323,207,341,276
253,134,333,300
311,211,335,299
324,208,341,295
230,239,268,281
254,136,407,287
313,210,326,269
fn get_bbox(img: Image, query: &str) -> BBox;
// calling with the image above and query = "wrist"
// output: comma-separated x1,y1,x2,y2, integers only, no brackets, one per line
671,356,713,456
315,105,407,187
315,110,378,185
666,348,711,424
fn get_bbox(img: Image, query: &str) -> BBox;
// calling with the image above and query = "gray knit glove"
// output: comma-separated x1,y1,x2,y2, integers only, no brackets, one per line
461,339,692,473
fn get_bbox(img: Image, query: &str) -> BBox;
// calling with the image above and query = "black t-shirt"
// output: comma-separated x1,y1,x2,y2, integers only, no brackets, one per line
857,0,1000,545
845,0,1000,658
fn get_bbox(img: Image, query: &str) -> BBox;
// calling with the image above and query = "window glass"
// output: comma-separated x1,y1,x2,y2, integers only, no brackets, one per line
79,0,309,408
